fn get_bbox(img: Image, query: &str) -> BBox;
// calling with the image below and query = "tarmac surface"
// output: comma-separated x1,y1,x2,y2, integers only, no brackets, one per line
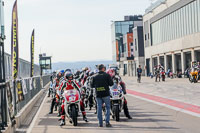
28,77,200,133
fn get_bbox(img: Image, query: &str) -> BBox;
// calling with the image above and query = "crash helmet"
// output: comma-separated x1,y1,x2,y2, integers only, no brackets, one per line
75,70,81,76
65,71,73,80
106,68,115,78
94,69,99,74
60,70,65,76
65,69,72,73
89,71,94,76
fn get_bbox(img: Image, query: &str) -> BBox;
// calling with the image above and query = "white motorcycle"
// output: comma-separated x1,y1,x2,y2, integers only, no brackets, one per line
110,83,124,121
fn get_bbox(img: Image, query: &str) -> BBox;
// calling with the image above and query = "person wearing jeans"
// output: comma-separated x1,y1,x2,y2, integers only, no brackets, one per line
96,96,110,126
91,64,113,127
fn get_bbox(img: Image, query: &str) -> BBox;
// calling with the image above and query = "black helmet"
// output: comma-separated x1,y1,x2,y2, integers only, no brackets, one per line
65,69,72,73
65,71,73,80
89,71,94,76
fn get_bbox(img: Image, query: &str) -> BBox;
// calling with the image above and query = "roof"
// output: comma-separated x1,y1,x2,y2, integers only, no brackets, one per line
145,0,166,14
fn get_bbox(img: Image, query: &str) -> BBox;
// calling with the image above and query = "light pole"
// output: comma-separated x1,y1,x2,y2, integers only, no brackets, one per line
0,0,8,130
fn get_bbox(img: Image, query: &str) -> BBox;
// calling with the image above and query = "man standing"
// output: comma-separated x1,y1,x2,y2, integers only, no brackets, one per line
91,64,113,127
137,65,142,83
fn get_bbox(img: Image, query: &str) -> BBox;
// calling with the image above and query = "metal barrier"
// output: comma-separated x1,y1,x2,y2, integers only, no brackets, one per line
4,52,40,80
17,75,50,113
0,75,50,132
42,75,51,88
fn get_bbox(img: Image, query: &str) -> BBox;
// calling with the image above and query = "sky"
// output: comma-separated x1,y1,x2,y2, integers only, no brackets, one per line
3,0,151,63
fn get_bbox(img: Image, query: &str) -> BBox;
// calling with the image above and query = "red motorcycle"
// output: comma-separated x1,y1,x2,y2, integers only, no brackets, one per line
63,89,80,126
160,70,165,81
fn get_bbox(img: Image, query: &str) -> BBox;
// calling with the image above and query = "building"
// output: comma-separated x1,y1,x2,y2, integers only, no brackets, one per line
133,26,145,76
111,15,144,76
143,0,200,76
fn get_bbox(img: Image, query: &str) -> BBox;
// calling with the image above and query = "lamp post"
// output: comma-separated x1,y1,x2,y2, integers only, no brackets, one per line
0,0,8,129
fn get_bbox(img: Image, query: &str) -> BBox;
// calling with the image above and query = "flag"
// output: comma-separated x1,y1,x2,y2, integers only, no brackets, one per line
11,0,19,80
30,29,35,77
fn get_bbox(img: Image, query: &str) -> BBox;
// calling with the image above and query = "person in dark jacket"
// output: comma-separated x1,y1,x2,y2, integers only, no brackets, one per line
137,65,142,83
91,64,113,127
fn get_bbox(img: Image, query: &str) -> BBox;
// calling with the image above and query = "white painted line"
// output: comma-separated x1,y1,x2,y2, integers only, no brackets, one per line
127,94,200,118
27,91,48,133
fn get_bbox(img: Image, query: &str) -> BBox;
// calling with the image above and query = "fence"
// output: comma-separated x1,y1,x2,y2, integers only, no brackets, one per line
0,75,50,132
1,51,50,132
4,52,40,80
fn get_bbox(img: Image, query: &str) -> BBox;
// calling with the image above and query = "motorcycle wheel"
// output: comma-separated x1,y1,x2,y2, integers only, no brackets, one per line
113,105,120,122
194,78,198,83
71,105,78,126
189,77,193,83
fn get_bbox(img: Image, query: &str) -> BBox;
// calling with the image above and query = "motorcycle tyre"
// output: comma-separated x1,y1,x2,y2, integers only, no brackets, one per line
113,105,120,122
71,105,78,126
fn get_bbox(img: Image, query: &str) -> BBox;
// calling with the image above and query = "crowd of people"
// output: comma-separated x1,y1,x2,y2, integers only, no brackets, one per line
48,64,132,127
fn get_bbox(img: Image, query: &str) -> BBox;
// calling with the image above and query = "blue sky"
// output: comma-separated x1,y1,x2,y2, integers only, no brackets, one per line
4,0,150,63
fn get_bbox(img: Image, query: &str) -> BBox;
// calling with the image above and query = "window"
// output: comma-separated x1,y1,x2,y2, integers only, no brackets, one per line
151,0,200,45
135,39,137,51
131,43,133,46
197,0,200,32
145,34,147,40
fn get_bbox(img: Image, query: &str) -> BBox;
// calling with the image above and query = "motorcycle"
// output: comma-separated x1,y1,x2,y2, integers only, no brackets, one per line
169,72,176,79
189,68,199,83
63,89,80,126
160,70,165,81
110,84,124,121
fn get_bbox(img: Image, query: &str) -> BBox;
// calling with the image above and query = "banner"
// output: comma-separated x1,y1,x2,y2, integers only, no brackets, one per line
30,29,35,77
11,0,19,80
30,78,33,90
16,80,24,102
22,79,28,95
6,82,15,120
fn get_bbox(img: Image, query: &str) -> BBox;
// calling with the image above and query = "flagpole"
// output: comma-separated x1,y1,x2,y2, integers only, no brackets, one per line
11,0,18,118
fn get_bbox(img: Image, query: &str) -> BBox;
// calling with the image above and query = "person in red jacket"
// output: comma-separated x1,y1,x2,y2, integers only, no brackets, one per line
59,71,88,126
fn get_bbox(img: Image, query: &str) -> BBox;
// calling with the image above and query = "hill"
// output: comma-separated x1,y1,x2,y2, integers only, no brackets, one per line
52,60,114,72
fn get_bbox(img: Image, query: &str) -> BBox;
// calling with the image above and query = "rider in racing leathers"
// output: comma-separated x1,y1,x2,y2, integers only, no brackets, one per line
59,71,89,126
107,68,132,119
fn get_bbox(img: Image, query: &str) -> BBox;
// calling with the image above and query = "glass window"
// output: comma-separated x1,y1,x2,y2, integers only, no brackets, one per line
193,1,197,33
177,9,180,38
160,18,163,43
169,14,172,41
135,39,137,51
185,5,189,35
180,8,183,37
188,3,192,35
183,6,186,36
151,0,200,45
190,2,195,34
166,15,169,41
162,17,165,42
173,11,176,39
197,0,200,32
